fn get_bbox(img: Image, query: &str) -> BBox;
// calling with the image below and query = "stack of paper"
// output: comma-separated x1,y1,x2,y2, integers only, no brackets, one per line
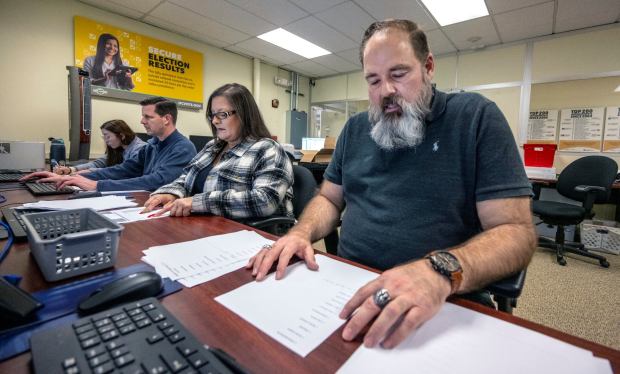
19,196,137,211
142,230,273,287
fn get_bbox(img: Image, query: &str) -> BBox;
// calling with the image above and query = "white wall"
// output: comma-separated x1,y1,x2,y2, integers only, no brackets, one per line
0,0,308,156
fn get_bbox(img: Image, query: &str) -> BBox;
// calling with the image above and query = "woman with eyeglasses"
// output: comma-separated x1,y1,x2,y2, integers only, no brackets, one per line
54,119,146,175
142,83,293,219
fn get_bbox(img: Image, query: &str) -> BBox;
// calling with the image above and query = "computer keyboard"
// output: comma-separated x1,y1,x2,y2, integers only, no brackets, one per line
25,182,74,195
30,297,245,374
0,206,39,240
0,173,25,182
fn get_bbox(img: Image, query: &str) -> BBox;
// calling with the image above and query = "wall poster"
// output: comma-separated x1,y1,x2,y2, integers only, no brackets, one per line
527,109,558,144
603,106,620,152
74,16,203,109
558,107,604,152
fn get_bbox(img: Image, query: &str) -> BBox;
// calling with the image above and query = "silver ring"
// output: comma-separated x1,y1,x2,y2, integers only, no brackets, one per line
262,244,272,250
373,288,391,309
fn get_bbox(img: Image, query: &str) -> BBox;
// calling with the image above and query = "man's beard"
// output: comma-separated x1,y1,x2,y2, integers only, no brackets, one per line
368,81,433,150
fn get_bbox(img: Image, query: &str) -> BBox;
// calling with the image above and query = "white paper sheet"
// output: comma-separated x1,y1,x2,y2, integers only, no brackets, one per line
142,230,273,287
338,302,612,374
215,254,377,357
100,207,169,224
19,195,137,211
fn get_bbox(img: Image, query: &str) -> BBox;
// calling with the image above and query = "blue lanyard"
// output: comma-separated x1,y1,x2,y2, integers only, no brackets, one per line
0,220,14,263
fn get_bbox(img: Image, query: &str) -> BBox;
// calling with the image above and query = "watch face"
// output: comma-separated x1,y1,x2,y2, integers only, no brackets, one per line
433,252,460,272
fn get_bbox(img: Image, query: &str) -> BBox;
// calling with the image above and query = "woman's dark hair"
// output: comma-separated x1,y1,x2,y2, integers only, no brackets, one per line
359,20,430,66
206,83,271,143
100,119,136,166
92,33,132,89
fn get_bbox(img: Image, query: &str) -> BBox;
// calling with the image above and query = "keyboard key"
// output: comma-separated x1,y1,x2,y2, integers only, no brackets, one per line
63,357,77,368
142,303,156,312
112,312,128,322
118,364,145,374
148,311,166,322
77,330,97,342
89,352,111,368
93,361,115,374
136,319,152,329
98,324,115,335
168,333,184,344
140,355,168,374
105,340,123,351
110,346,129,358
160,351,188,373
114,353,135,368
147,332,164,344
94,318,112,328
65,366,80,374
176,343,197,357
157,321,172,330
115,318,133,328
85,345,107,359
163,326,179,336
187,352,208,369
101,330,120,341
120,324,136,335
75,324,94,335
81,336,101,349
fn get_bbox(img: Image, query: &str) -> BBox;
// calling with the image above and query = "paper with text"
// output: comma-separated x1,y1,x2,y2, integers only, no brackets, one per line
142,230,273,287
20,196,137,211
338,302,611,374
100,207,169,224
215,254,377,357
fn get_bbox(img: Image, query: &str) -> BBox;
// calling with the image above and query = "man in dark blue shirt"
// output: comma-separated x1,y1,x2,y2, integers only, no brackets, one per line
24,97,196,192
248,20,536,349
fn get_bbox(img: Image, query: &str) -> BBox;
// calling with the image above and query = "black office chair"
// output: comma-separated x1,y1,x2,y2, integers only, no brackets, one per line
189,135,214,152
135,132,151,142
246,165,318,235
532,156,617,267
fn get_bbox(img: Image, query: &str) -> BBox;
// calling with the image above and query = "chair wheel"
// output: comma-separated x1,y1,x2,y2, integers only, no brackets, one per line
600,260,610,268
557,257,567,266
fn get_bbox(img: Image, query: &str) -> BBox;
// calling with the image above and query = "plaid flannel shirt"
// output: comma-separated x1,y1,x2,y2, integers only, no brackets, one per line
153,137,293,219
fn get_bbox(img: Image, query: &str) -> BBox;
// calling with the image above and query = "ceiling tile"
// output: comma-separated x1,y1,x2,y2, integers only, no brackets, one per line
485,0,551,14
285,16,357,53
143,15,230,47
79,0,146,19
108,0,162,14
283,60,338,77
314,1,375,43
226,0,308,26
355,0,438,30
494,2,554,43
234,38,306,65
555,0,620,33
169,0,277,36
335,48,362,65
442,16,501,51
149,2,250,45
426,29,457,56
311,54,359,73
288,0,346,13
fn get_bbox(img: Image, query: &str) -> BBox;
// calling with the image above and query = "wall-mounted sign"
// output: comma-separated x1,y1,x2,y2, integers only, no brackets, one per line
558,107,604,152
527,109,558,144
74,16,203,109
603,106,620,152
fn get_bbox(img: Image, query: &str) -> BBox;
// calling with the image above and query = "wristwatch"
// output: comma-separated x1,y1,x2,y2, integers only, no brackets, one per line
425,251,463,294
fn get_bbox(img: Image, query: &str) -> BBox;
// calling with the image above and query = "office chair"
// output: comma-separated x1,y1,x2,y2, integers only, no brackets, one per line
532,156,617,267
246,165,318,235
135,132,151,142
189,135,214,152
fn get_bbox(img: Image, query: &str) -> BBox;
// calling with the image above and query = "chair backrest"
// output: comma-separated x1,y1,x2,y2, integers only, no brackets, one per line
557,156,617,203
189,135,214,152
292,165,318,218
135,132,151,142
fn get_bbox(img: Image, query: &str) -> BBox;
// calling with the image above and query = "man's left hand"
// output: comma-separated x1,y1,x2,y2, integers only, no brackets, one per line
339,259,452,348
57,175,98,191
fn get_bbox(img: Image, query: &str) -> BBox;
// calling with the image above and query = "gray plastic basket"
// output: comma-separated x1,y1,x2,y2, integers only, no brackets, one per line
21,208,124,281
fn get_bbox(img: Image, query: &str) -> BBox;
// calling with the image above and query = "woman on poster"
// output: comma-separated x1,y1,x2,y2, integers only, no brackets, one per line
83,33,135,90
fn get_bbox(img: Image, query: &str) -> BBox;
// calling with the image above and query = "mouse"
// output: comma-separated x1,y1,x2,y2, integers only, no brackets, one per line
78,271,163,315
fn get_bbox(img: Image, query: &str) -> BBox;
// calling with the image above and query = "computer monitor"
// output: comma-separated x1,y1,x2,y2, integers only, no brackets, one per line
0,141,46,171
302,137,325,150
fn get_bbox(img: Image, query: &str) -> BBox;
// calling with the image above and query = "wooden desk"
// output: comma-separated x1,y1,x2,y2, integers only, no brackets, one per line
1,189,619,373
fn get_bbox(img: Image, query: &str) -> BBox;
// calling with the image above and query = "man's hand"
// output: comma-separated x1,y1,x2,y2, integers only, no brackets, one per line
57,175,97,191
142,194,177,213
339,259,452,349
19,171,56,181
246,230,318,281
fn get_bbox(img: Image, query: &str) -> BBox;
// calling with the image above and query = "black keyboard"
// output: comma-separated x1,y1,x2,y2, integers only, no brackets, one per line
30,298,245,374
25,182,74,195
0,206,39,240
0,173,25,182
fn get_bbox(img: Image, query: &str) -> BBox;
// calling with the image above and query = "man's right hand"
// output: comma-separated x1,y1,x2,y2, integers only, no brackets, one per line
246,230,318,281
141,194,178,213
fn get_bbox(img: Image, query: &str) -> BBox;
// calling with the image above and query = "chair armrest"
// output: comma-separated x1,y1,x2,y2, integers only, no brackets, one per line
245,216,297,230
484,269,527,299
575,185,606,213
574,185,606,193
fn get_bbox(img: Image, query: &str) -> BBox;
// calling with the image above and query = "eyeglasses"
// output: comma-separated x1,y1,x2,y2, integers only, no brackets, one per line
208,110,236,121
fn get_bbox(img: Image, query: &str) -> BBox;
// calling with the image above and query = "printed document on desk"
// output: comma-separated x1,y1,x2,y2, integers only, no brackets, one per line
100,207,170,224
142,230,273,287
338,302,611,374
19,196,137,211
215,254,377,357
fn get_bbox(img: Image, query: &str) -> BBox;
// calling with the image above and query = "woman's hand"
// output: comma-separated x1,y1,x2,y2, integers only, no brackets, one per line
53,166,72,175
142,194,177,213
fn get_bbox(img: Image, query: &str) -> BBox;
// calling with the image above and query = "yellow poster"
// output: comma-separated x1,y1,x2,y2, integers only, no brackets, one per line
74,16,203,106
